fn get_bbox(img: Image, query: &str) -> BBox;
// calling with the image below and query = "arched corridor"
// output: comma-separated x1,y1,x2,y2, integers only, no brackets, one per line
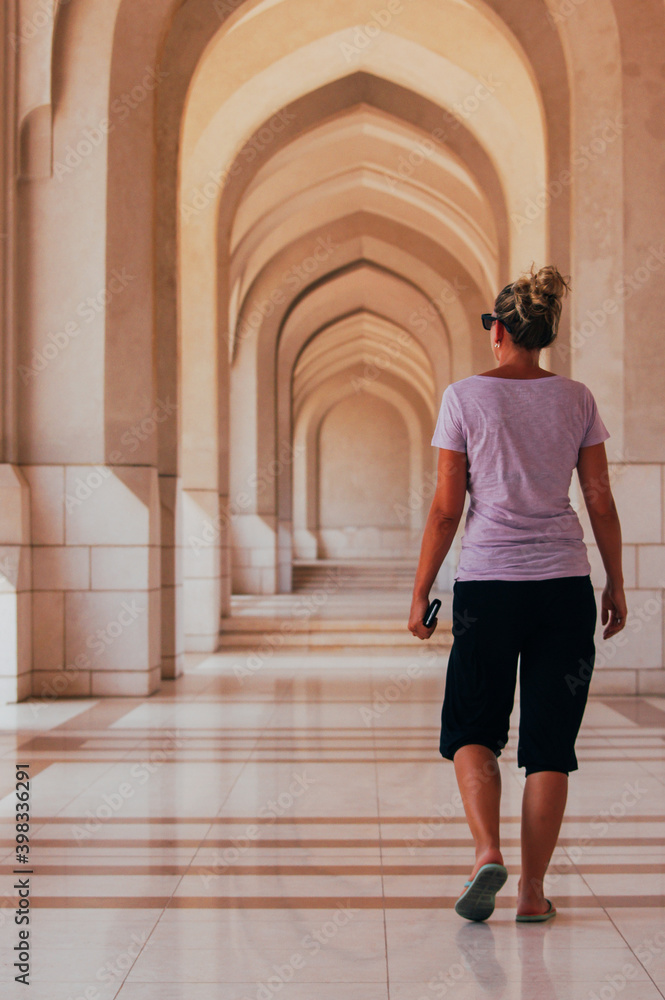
1,0,665,992
2,0,664,701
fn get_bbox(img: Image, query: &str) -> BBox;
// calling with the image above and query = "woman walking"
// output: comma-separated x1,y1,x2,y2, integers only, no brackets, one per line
408,265,627,923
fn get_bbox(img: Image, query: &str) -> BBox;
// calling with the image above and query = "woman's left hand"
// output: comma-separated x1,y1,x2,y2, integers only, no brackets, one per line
408,595,438,640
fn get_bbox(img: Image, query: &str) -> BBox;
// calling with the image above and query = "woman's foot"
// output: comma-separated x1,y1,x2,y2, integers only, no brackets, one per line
455,861,508,921
516,876,552,917
468,847,504,883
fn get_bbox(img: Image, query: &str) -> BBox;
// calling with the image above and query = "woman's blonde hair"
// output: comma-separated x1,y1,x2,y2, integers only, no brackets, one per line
494,263,571,350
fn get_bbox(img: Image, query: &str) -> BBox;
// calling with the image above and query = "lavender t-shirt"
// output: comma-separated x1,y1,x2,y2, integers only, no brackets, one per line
430,374,611,581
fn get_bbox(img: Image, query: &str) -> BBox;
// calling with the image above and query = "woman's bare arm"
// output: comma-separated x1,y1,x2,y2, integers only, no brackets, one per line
576,441,627,638
409,448,468,639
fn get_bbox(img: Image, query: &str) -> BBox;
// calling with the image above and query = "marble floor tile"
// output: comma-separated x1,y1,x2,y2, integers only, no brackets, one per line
0,667,662,999
390,984,661,1000
116,987,389,1000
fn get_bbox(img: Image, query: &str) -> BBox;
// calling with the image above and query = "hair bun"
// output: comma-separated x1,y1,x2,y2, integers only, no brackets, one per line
512,263,571,322
533,264,571,301
494,263,570,350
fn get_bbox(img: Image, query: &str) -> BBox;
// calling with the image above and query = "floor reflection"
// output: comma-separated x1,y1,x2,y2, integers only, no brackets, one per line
1,657,663,999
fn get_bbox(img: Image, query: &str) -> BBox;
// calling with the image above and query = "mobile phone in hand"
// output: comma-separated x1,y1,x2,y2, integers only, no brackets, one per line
423,598,441,628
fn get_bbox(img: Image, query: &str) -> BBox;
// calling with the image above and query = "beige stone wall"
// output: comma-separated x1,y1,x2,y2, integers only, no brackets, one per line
318,392,411,543
0,0,663,699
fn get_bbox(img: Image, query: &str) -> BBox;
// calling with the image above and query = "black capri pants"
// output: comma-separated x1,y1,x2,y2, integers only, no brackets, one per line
439,574,597,776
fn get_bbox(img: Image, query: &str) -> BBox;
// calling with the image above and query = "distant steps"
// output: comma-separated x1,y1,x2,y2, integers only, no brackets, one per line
291,558,419,593
219,570,452,653
217,616,452,653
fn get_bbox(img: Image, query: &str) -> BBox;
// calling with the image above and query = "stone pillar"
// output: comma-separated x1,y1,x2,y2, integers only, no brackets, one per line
24,464,161,698
182,488,223,650
228,325,280,594
230,513,279,595
159,474,184,679
0,467,32,703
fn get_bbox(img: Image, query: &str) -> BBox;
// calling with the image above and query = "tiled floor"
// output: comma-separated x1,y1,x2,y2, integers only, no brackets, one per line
1,651,665,998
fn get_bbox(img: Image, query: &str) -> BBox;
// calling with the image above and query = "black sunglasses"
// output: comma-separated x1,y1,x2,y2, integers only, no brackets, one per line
481,313,513,334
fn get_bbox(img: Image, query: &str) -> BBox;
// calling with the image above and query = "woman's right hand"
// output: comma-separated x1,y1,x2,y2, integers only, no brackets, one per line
408,594,438,640
601,581,627,640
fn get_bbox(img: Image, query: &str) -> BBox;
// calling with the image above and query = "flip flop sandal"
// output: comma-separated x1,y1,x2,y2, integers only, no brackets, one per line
516,899,557,922
454,863,508,922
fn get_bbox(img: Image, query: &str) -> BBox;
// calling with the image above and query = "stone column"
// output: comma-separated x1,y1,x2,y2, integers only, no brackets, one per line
0,467,32,703
23,465,161,698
